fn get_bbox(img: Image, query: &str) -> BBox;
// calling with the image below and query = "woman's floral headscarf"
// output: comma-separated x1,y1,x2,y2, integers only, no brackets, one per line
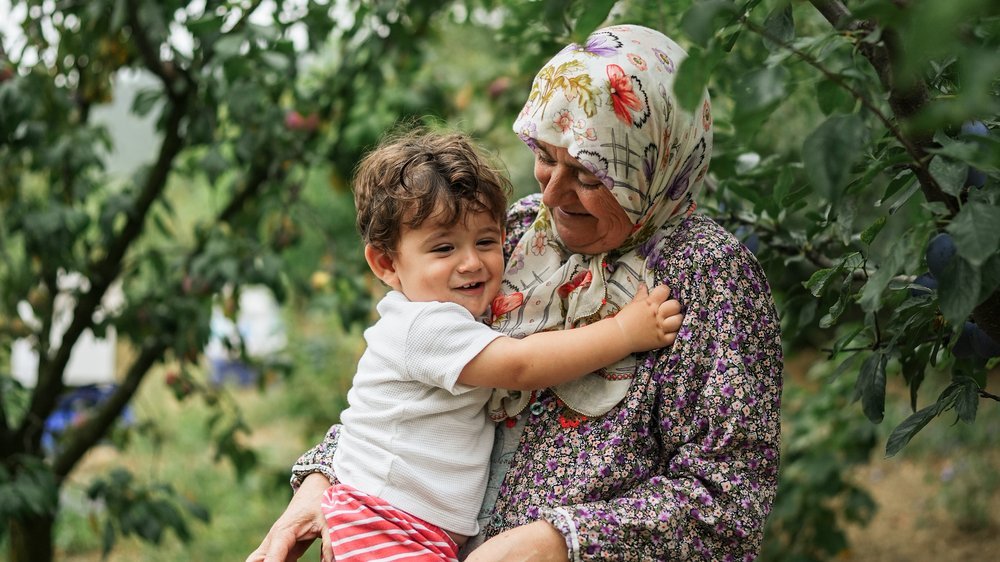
488,24,713,420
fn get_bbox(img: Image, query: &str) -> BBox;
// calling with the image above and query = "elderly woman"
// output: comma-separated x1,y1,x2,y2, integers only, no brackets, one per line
249,24,781,561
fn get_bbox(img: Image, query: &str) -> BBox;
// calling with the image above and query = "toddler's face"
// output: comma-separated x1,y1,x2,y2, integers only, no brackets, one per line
390,209,504,317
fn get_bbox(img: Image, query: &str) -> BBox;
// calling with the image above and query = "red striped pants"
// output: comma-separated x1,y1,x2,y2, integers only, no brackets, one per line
321,484,460,562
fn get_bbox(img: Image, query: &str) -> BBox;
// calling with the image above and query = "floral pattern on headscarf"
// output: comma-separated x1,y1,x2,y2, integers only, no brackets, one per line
488,25,712,420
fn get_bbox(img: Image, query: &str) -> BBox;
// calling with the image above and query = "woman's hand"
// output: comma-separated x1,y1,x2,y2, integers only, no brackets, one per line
464,521,570,562
246,473,333,562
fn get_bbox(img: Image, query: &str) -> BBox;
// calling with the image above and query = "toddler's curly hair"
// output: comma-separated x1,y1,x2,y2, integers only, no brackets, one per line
353,128,512,253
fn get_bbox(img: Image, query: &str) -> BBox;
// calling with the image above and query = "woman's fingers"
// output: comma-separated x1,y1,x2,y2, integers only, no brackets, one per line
321,523,334,562
247,473,332,562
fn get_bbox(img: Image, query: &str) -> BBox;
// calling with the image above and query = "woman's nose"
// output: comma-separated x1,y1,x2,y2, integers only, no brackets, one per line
541,165,575,207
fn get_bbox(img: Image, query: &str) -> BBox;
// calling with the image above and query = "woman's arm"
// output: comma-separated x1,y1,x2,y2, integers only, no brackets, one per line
247,426,342,561
245,473,334,562
464,521,569,562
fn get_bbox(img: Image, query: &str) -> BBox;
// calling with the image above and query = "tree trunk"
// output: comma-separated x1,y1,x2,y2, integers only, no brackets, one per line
8,513,55,562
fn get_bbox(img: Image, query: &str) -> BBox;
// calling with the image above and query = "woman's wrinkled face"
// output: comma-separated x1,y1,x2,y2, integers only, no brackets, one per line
533,140,633,254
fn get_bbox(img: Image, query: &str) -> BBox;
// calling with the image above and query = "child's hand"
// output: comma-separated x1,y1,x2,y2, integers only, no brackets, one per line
613,284,684,353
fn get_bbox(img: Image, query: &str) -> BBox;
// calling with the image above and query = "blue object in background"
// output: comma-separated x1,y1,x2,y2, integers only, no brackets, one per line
209,358,259,387
42,384,135,454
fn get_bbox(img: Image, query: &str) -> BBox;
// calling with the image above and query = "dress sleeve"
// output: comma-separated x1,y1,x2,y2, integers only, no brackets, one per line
540,225,783,560
290,424,341,489
503,193,541,260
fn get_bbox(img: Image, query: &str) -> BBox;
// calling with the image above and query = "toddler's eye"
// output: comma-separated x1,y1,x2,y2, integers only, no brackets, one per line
477,239,499,248
431,245,453,253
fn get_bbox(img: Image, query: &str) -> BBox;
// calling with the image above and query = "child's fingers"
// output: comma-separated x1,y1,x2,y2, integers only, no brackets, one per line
657,298,682,318
633,283,649,300
646,284,671,304
661,312,683,333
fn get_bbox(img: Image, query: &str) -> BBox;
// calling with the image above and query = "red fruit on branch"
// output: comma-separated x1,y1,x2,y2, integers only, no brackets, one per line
284,110,319,132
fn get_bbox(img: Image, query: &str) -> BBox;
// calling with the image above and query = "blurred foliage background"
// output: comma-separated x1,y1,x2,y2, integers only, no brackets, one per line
0,0,998,560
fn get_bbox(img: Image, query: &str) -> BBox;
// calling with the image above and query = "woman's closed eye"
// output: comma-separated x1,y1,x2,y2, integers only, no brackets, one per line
578,174,604,189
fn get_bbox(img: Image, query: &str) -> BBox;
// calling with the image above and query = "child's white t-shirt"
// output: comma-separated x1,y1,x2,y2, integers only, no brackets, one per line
332,290,505,536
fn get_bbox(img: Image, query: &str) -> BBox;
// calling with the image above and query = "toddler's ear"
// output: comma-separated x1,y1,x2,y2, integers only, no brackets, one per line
364,244,401,290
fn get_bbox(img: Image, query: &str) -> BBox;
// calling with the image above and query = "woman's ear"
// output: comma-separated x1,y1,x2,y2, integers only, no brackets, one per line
364,244,402,291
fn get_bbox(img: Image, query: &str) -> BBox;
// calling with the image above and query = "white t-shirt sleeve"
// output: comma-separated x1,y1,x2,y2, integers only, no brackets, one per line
404,303,504,393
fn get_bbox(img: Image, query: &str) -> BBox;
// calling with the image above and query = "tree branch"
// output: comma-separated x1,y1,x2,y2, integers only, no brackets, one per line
806,0,957,214
17,97,190,452
52,341,166,479
124,0,190,99
51,156,275,478
0,378,9,438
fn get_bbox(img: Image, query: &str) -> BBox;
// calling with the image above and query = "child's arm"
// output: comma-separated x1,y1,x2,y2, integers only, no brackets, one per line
458,284,683,391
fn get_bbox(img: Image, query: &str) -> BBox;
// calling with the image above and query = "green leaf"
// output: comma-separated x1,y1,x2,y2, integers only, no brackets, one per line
881,175,921,215
820,278,851,328
214,33,246,59
860,216,886,245
802,114,867,204
680,0,738,46
937,256,981,327
733,66,788,129
804,267,839,297
981,253,1000,292
543,0,573,35
858,246,904,313
929,155,968,198
762,3,794,52
885,403,937,456
900,345,930,411
572,0,617,36
854,352,887,423
103,519,116,558
132,88,163,118
674,45,723,113
260,51,289,72
954,377,979,423
947,201,1000,266
815,78,855,115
